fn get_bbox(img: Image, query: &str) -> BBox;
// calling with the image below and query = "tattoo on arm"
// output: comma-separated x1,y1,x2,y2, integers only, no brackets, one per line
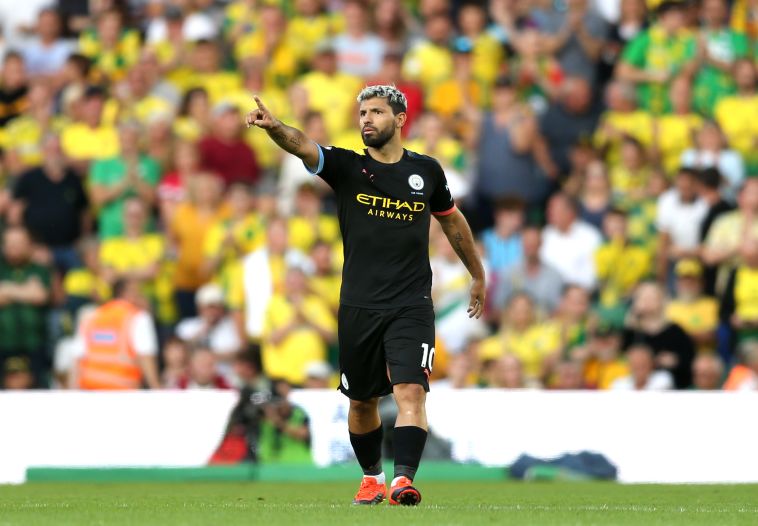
452,231,470,267
269,124,304,154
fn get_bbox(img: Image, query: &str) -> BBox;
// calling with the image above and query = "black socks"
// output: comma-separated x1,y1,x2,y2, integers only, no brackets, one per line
393,426,427,482
349,425,383,476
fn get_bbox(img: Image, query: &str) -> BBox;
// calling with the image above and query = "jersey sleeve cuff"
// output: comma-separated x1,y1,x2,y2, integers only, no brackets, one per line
432,204,457,217
303,143,325,175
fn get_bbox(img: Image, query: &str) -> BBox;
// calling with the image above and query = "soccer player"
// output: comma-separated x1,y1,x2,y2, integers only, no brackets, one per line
247,85,485,506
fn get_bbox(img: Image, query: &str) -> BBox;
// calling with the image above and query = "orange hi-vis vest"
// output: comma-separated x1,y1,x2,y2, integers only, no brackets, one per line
78,299,143,390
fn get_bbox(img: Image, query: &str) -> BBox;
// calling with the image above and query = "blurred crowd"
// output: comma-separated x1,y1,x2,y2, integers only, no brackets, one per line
0,0,757,399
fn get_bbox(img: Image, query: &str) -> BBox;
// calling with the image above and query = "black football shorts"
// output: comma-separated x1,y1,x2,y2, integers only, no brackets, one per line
337,304,436,401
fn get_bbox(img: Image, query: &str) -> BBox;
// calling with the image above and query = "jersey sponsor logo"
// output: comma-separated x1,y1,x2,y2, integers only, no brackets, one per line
355,193,424,222
408,174,424,191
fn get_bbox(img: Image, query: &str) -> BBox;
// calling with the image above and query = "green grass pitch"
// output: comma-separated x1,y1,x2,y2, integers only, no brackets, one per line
1,481,757,526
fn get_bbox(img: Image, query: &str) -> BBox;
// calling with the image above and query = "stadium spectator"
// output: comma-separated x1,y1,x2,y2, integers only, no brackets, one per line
174,87,211,142
595,208,652,321
482,354,525,389
61,85,119,166
308,240,341,315
578,160,614,231
298,41,361,141
70,278,160,390
540,76,602,176
177,347,231,390
696,167,734,295
691,353,724,390
540,193,602,289
652,75,702,177
655,168,708,286
431,350,477,389
692,0,750,117
720,238,758,345
474,77,555,223
78,8,141,82
0,225,51,387
681,121,745,200
90,121,160,239
10,134,89,273
592,80,653,167
598,0,648,84
610,136,653,209
616,1,696,115
161,337,190,389
480,197,524,276
199,102,260,188
175,282,242,382
333,0,385,78
402,12,454,99
373,0,412,55
611,343,674,390
170,172,228,320
158,140,201,225
233,346,271,393
479,292,559,386
261,265,336,386
623,282,696,389
455,2,504,90
533,0,607,85
665,259,718,354
2,355,35,390
550,360,586,390
3,80,62,175
493,225,564,315
287,182,340,254
0,52,29,128
98,198,163,295
21,8,73,78
146,2,216,46
573,323,629,390
702,178,758,291
713,59,757,171
549,285,592,357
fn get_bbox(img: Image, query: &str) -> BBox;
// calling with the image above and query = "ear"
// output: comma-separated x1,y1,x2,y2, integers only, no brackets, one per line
395,111,407,129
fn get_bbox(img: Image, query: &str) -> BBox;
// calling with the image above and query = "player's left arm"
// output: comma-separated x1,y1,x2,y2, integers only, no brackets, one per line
434,208,486,319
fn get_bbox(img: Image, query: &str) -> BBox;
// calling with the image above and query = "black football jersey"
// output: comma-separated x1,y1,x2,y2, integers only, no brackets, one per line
308,145,455,308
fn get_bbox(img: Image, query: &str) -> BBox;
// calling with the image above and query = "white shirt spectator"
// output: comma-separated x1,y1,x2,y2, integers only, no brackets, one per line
146,14,217,44
540,220,602,289
334,33,386,77
22,39,74,75
656,188,708,250
175,316,241,355
611,370,674,391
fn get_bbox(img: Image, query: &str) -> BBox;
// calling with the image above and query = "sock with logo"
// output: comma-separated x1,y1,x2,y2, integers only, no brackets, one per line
349,424,383,477
393,426,427,482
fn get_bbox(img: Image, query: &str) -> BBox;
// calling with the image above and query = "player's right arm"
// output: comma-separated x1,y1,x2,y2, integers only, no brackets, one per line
246,95,321,171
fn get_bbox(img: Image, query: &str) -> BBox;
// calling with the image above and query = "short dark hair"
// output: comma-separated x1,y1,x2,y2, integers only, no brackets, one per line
698,167,723,190
494,195,526,213
677,167,699,180
66,53,92,77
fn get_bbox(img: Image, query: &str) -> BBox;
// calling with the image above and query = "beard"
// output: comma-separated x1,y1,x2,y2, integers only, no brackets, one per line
361,125,395,148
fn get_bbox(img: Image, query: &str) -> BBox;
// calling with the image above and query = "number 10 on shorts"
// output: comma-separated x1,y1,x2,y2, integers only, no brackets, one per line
420,343,435,371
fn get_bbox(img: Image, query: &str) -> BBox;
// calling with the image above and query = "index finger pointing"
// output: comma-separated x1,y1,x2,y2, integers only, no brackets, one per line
253,95,268,112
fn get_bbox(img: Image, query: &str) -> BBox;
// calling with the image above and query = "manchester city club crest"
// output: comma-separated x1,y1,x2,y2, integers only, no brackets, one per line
408,174,424,190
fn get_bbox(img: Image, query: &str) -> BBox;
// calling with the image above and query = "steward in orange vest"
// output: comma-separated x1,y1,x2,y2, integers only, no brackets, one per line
76,279,160,389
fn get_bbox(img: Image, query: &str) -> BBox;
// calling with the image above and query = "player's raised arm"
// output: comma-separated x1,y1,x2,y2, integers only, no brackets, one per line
434,208,486,319
246,95,321,170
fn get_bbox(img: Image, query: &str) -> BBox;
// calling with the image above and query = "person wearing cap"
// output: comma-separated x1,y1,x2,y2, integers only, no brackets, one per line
665,258,718,354
71,278,160,390
198,101,260,187
303,360,333,389
89,120,160,239
617,0,697,115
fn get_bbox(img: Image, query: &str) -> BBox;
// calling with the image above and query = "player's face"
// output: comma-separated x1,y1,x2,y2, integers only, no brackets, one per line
359,98,400,148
